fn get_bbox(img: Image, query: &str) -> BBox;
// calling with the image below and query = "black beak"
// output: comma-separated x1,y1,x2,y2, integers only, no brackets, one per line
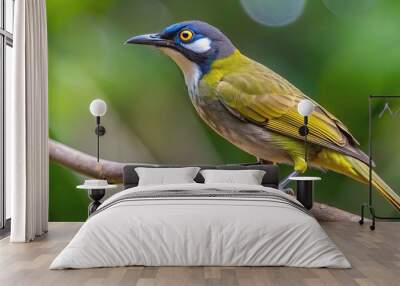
124,33,173,48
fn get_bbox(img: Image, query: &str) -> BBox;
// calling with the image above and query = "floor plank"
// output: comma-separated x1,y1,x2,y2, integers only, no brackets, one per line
0,222,399,286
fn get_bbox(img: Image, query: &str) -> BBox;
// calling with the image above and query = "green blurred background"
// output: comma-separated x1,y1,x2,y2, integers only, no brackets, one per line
47,0,400,221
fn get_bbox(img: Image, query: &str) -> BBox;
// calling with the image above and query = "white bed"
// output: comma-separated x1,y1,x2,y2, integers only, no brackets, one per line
50,183,350,269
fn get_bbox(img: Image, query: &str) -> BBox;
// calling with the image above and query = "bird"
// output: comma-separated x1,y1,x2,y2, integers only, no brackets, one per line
125,20,400,210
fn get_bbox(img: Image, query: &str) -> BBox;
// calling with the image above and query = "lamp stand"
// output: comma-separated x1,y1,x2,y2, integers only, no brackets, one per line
298,116,309,163
94,116,106,162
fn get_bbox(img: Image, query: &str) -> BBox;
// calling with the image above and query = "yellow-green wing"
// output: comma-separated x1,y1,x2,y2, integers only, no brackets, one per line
215,61,364,160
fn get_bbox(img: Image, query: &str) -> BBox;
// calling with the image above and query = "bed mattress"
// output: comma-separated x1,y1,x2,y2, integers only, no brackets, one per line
50,183,350,269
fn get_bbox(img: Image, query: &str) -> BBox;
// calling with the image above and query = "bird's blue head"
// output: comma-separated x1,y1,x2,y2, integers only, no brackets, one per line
125,21,236,76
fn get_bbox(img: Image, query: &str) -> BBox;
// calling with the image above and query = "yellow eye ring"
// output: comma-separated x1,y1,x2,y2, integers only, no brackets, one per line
179,29,193,42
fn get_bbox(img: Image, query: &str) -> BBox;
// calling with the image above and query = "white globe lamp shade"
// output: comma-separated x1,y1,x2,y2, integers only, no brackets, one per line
90,99,107,117
297,99,315,117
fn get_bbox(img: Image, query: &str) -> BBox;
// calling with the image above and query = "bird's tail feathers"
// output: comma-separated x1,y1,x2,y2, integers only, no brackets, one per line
347,157,400,211
313,149,400,211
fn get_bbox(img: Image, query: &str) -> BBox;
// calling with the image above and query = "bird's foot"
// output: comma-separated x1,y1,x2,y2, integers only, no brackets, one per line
282,188,295,196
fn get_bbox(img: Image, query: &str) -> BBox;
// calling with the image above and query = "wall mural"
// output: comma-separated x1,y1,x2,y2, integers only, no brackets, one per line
125,20,400,212
47,0,400,221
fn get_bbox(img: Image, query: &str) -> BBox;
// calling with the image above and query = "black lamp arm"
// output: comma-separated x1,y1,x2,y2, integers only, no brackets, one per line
94,116,106,162
297,115,310,164
95,116,106,136
298,116,309,137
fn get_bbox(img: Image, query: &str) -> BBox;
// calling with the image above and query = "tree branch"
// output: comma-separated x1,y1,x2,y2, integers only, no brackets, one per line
49,139,125,183
49,139,363,222
311,202,361,222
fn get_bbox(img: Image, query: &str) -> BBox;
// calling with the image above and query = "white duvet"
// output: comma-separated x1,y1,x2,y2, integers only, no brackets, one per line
50,183,350,269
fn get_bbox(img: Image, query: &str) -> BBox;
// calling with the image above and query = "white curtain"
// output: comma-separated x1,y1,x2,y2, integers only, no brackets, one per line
7,0,49,242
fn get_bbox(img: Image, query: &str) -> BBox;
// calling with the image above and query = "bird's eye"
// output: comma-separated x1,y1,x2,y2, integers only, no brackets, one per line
179,29,193,42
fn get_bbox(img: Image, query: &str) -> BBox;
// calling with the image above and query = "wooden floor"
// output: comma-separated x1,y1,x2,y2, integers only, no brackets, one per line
0,222,399,286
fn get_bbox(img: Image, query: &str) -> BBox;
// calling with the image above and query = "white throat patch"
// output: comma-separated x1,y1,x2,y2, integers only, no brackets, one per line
160,47,201,98
181,37,211,53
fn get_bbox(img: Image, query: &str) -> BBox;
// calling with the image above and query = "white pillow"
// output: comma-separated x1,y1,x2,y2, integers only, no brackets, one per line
200,169,266,185
135,167,200,186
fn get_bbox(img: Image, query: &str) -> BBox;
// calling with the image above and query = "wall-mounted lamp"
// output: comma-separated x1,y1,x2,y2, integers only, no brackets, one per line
89,99,107,162
297,99,315,163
